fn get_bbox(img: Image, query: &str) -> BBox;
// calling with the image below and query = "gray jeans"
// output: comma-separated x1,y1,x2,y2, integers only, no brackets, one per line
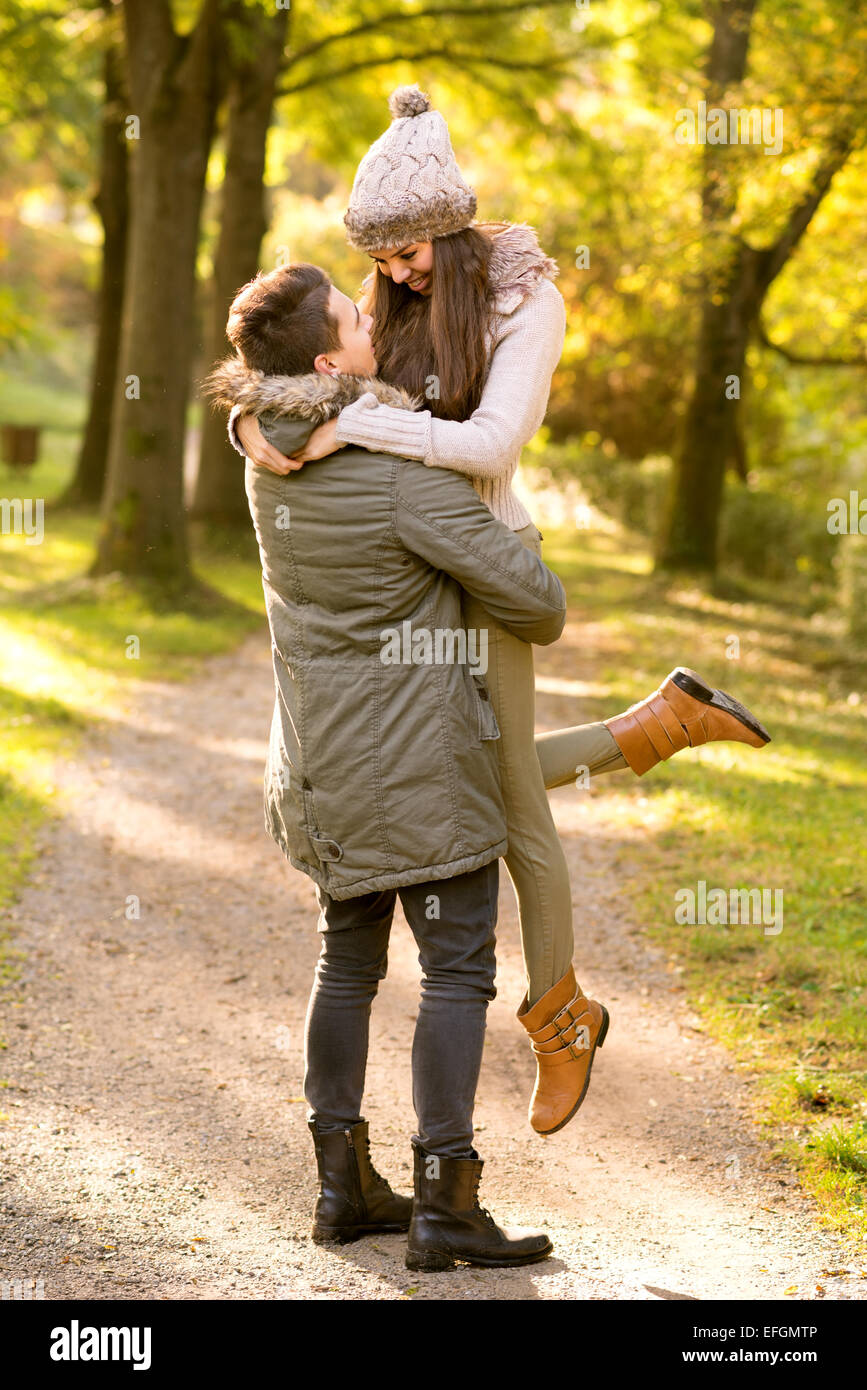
304,861,499,1158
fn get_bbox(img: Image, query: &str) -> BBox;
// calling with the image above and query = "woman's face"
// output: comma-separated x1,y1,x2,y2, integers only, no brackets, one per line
368,242,434,296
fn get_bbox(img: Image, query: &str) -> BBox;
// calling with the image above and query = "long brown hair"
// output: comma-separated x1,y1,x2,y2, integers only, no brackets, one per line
369,226,494,421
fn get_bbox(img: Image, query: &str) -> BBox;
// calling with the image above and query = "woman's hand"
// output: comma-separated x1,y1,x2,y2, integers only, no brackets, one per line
236,414,300,475
236,414,341,473
293,417,341,464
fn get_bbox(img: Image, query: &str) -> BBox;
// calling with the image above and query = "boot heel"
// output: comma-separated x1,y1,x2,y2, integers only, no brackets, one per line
596,1005,610,1048
670,667,714,702
405,1246,456,1273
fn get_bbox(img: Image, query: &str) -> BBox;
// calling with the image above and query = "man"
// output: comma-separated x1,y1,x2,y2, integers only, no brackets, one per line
206,262,567,1272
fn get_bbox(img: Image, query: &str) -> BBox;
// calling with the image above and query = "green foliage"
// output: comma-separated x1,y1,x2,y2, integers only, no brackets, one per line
528,441,841,589
719,484,837,585
809,1121,867,1177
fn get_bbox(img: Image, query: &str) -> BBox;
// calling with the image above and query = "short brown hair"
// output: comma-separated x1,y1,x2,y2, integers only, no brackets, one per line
226,263,341,375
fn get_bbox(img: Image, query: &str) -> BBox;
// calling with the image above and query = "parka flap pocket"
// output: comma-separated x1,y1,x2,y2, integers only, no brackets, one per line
309,834,344,863
471,672,500,741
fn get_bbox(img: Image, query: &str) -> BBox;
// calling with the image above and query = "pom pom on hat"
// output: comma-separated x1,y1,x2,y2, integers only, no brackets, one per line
388,85,432,120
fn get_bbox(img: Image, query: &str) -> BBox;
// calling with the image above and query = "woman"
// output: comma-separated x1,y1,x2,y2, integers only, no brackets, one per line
232,85,770,1136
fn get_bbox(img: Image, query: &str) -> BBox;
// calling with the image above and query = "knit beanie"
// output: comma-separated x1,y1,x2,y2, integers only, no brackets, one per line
344,85,477,253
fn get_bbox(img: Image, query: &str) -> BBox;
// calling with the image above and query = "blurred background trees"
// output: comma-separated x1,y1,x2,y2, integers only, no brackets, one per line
1,0,865,606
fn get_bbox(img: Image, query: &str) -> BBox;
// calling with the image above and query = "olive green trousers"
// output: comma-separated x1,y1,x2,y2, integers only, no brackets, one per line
462,523,628,1006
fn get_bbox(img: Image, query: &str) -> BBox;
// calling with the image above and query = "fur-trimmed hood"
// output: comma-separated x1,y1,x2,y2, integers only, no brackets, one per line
204,359,420,422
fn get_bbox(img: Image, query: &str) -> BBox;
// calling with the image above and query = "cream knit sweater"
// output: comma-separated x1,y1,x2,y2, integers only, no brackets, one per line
229,223,565,532
335,224,564,531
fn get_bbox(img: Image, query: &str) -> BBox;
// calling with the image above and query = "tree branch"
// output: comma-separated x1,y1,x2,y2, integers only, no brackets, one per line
445,53,552,129
756,315,867,368
286,0,575,68
755,135,855,294
280,45,581,96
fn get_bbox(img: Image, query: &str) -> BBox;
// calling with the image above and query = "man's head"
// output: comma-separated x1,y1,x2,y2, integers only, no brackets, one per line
227,262,377,377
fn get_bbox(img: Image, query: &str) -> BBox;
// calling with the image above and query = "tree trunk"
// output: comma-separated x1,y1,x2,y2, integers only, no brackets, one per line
658,247,759,570
92,0,223,588
658,121,853,573
191,7,289,523
63,30,129,507
657,0,758,572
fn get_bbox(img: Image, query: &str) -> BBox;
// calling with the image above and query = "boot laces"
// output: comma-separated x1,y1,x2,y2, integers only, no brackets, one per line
363,1134,391,1190
471,1174,497,1230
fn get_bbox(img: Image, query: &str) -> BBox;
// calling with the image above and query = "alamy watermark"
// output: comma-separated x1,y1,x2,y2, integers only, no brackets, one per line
50,1322,151,1370
674,879,784,936
1,1275,45,1300
380,622,488,675
1,497,44,544
827,491,867,534
675,102,784,155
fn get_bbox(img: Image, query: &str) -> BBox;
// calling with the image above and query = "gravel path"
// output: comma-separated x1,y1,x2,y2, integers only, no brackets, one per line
1,625,863,1301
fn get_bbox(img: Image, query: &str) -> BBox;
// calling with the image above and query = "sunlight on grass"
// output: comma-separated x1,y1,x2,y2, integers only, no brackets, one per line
0,445,266,1036
541,521,867,1250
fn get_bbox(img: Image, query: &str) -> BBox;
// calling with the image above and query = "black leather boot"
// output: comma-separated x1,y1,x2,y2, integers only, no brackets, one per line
405,1141,553,1271
308,1118,412,1245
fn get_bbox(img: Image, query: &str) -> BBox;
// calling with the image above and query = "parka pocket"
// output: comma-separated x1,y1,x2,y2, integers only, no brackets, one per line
300,778,344,864
471,672,500,742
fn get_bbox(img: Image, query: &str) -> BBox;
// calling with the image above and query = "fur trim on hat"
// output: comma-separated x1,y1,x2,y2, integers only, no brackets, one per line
203,357,420,422
345,189,479,257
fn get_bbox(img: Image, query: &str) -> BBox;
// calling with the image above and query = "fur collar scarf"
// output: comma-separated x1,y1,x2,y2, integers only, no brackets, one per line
204,360,419,421
478,220,560,315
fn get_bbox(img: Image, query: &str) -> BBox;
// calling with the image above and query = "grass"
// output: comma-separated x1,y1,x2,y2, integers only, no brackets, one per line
0,390,265,1031
538,519,867,1252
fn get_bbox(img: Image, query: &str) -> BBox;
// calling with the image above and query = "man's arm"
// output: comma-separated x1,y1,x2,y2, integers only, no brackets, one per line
394,460,566,646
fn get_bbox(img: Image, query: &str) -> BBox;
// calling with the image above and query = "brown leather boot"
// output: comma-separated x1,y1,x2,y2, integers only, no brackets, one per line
604,666,771,775
517,967,609,1136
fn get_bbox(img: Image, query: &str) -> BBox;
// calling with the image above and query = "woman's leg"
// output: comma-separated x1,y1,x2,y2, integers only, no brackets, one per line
458,524,610,1134
535,722,628,788
535,670,772,784
462,543,575,1004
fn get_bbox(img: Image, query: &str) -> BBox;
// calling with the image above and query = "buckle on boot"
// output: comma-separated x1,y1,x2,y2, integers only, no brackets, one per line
551,999,591,1058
